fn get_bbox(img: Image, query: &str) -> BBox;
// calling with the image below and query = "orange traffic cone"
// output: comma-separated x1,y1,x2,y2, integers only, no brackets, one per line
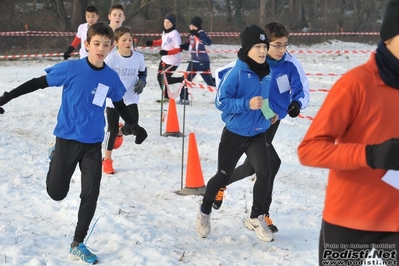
162,98,183,137
176,133,206,195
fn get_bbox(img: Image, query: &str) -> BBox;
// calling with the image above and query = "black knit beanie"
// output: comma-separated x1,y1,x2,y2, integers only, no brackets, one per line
380,0,399,41
240,25,269,54
190,16,202,29
164,13,176,27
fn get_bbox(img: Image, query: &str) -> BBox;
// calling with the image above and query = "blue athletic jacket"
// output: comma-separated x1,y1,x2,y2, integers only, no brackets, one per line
215,59,272,137
267,52,309,119
216,52,309,120
182,30,212,63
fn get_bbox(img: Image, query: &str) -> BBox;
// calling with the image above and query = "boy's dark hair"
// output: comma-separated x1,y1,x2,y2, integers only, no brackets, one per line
86,5,98,14
114,26,133,41
109,3,125,14
86,22,114,43
264,22,290,42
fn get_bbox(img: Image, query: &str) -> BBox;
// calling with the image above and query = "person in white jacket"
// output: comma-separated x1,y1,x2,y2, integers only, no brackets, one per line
146,13,183,102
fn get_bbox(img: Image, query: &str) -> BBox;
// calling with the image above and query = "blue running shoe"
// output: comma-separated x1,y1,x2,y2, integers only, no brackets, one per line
70,243,99,264
47,144,55,160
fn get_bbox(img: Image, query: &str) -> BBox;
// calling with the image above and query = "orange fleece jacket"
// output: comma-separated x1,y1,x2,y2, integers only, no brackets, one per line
298,52,399,232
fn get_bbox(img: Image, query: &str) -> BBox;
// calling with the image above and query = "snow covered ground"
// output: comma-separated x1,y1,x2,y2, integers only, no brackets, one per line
0,40,377,265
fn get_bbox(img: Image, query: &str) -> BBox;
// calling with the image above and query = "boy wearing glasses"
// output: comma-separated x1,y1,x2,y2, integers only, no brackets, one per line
213,22,310,234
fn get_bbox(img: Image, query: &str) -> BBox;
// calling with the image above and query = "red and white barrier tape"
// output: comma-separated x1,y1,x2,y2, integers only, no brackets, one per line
0,31,380,37
185,80,217,92
0,47,374,59
298,114,314,120
137,46,374,54
309,88,330,92
306,73,342,77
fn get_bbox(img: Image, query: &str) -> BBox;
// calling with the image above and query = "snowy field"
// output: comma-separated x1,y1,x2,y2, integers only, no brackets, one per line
0,41,377,265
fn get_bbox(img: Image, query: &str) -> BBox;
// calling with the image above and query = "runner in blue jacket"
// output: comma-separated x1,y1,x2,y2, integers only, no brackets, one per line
213,22,310,234
180,16,216,104
196,25,278,242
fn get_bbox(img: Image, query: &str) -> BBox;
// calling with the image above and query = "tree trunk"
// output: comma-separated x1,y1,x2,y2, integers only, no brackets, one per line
70,0,86,31
259,0,268,27
205,0,214,35
51,0,67,30
224,0,232,23
233,0,244,26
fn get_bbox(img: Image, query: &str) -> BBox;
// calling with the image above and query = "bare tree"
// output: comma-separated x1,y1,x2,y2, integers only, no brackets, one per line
259,0,268,27
124,0,157,23
233,0,245,26
70,0,87,31
50,0,68,30
204,0,215,35
224,0,232,23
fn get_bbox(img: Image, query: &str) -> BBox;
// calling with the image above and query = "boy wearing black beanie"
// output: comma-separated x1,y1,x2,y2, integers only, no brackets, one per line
196,25,278,242
214,22,310,237
145,13,183,102
180,15,216,104
298,0,399,265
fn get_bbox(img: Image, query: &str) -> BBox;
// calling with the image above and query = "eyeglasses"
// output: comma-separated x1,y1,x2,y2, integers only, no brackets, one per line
269,43,290,50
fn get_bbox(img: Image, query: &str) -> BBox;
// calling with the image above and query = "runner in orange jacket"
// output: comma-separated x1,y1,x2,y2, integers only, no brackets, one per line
298,1,399,265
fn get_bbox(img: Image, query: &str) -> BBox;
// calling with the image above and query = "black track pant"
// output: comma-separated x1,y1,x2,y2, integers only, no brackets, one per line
105,104,138,151
181,61,215,100
157,61,183,99
319,220,399,266
228,121,281,215
202,129,271,218
46,137,102,243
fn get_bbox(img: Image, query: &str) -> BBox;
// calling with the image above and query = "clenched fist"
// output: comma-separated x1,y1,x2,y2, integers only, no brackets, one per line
249,96,263,110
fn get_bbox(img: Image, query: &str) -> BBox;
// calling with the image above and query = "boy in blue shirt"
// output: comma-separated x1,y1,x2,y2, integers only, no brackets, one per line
0,22,147,264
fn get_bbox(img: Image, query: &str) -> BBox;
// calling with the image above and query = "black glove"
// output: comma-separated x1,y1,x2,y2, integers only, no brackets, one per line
366,138,399,170
288,101,300,118
134,80,145,94
131,124,148,144
189,29,199,37
145,40,153,46
0,92,12,114
159,50,168,56
180,43,189,51
0,91,12,105
63,45,75,60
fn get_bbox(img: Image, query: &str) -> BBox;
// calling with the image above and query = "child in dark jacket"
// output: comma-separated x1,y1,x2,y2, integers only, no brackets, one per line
180,16,216,104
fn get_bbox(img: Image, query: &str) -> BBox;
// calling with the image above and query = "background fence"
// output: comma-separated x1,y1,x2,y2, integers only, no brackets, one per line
0,30,381,59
